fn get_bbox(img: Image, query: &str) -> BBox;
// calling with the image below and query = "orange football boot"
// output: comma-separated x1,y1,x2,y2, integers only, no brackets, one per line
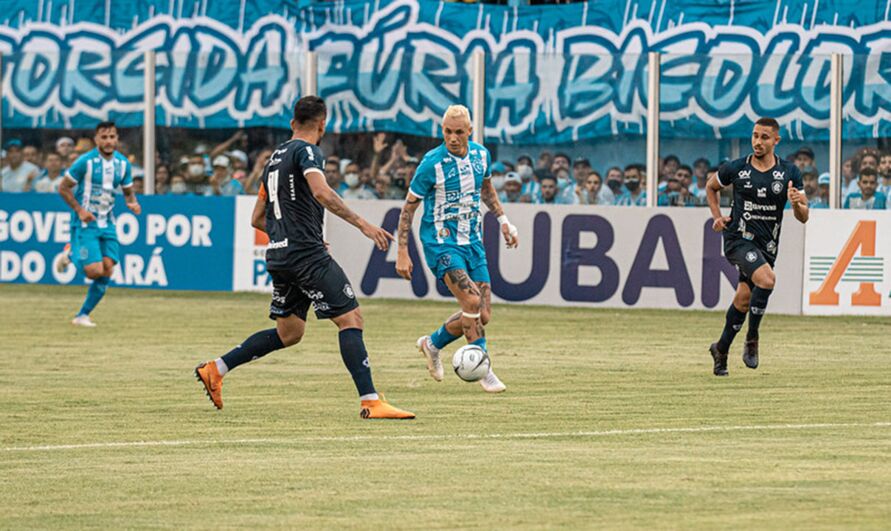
194,361,223,410
360,395,415,420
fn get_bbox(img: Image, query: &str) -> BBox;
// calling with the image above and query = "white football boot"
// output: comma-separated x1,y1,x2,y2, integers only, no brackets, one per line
416,336,444,382
479,369,506,393
71,314,97,327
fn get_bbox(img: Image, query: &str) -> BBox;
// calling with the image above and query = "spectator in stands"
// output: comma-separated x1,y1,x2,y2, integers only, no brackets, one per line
517,159,539,202
208,155,244,196
153,164,171,195
1,139,40,192
22,145,41,168
55,137,75,161
168,174,191,195
228,149,249,172
390,166,410,199
551,152,571,173
814,173,830,209
132,175,145,195
342,160,376,200
373,174,391,199
554,166,576,204
690,159,710,203
500,172,523,203
534,172,567,205
66,151,80,167
210,130,248,163
879,151,891,199
74,136,94,155
33,152,65,193
846,151,880,201
660,154,680,183
601,166,623,204
800,166,822,208
571,158,592,201
576,170,603,205
324,158,347,196
490,161,507,193
657,167,694,207
615,164,647,206
793,146,815,171
243,149,271,195
185,154,210,194
844,167,885,209
537,150,553,170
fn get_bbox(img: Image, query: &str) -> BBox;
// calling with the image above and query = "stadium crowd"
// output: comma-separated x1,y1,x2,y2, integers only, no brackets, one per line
2,130,890,210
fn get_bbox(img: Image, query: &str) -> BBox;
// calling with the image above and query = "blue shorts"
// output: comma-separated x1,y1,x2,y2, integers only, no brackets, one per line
73,224,120,267
425,242,490,283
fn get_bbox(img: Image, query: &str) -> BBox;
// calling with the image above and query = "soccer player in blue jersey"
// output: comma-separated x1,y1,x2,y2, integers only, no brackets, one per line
705,117,808,376
395,105,518,393
58,121,141,327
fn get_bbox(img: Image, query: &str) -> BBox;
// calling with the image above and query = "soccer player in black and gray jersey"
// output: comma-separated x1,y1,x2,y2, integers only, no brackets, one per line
705,117,809,376
195,96,414,419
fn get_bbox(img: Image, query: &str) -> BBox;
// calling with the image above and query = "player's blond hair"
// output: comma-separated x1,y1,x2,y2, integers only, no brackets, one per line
442,105,472,125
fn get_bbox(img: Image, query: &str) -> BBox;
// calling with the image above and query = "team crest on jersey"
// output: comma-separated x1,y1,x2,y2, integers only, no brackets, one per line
757,188,767,198
471,152,485,174
343,284,355,299
745,251,758,263
438,227,451,238
772,170,785,180
771,181,784,195
438,254,452,268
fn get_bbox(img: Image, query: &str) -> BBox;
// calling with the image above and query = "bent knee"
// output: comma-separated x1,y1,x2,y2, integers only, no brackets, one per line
758,274,776,290
278,328,303,347
479,310,491,326
461,296,481,315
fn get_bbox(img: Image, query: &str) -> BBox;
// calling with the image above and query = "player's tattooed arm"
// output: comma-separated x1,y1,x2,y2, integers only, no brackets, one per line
59,178,95,223
122,185,141,214
397,196,422,249
480,178,504,217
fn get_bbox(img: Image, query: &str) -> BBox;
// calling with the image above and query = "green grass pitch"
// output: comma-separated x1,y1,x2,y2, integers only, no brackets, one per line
1,284,890,528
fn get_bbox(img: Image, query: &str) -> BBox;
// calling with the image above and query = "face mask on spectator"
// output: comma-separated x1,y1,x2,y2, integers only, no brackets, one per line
188,164,205,178
492,175,505,191
344,172,360,188
171,182,188,194
393,177,406,189
607,179,623,194
517,164,533,181
625,179,640,192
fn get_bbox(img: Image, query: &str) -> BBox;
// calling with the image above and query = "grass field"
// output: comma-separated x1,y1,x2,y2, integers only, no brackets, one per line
1,284,890,529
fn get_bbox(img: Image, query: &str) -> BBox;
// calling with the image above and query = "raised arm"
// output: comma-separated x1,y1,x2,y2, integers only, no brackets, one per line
305,169,392,251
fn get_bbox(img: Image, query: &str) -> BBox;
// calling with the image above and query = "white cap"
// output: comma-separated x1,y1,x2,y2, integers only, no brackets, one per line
212,155,230,168
56,137,75,149
228,149,248,164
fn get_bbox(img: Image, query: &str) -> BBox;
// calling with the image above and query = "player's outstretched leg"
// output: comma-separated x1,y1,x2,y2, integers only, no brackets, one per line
195,315,302,410
743,265,776,369
710,283,751,376
418,312,462,381
73,258,114,327
443,272,505,393
333,308,414,420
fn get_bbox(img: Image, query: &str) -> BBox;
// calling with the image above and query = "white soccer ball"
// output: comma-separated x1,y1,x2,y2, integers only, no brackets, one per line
452,345,490,382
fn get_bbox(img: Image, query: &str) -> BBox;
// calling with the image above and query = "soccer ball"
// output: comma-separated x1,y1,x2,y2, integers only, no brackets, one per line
452,345,490,382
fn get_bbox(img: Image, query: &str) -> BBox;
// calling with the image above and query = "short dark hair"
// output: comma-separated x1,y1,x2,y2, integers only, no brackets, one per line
694,157,710,166
95,121,116,133
677,164,693,175
535,169,556,184
860,167,878,178
553,152,571,163
755,117,780,131
293,96,327,125
663,154,680,165
623,163,640,173
860,152,879,163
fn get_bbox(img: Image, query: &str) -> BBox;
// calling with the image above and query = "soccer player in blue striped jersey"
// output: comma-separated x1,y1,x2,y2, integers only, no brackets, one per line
395,105,519,393
58,121,141,327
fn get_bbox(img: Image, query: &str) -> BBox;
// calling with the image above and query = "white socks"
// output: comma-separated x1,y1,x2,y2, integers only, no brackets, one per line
214,358,229,377
360,393,379,401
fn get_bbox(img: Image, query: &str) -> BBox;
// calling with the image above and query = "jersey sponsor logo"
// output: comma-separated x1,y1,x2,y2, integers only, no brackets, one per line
771,181,784,195
809,220,883,307
772,170,785,180
745,251,758,263
267,238,288,249
301,288,324,300
766,241,777,254
743,201,777,211
305,146,315,161
757,188,767,198
738,170,751,179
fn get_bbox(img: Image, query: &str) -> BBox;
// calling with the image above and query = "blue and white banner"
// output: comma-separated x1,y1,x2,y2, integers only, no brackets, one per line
0,0,889,141
0,193,235,290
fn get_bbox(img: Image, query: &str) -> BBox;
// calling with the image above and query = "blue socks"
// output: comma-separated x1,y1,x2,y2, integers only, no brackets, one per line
338,328,377,397
471,337,487,352
430,324,461,350
221,329,285,371
717,304,747,354
78,276,110,316
747,287,773,341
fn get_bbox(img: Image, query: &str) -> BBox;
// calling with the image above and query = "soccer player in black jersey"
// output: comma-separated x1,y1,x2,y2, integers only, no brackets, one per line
195,96,414,419
705,117,809,376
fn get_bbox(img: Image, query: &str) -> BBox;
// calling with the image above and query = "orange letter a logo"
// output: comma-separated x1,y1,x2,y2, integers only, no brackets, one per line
809,220,881,306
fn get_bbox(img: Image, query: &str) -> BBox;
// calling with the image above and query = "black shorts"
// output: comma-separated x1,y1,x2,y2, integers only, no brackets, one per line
268,257,359,321
724,237,776,288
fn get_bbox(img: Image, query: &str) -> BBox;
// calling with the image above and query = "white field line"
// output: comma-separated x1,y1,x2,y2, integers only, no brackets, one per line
3,422,891,453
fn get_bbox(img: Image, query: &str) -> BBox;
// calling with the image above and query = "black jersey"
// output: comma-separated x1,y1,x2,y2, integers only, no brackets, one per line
262,138,328,270
717,154,802,257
